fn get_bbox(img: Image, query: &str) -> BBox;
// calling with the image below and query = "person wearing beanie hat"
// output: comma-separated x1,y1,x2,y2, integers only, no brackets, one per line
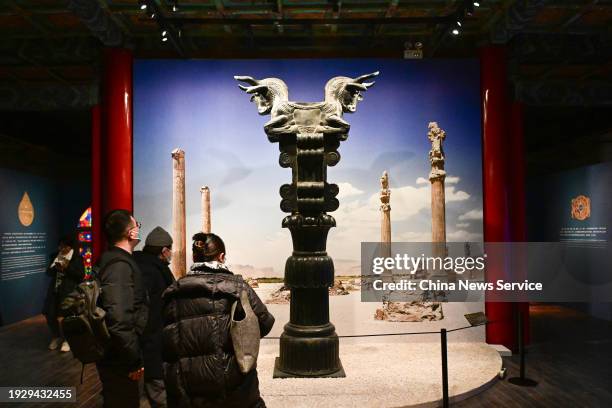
133,226,175,408
145,226,173,249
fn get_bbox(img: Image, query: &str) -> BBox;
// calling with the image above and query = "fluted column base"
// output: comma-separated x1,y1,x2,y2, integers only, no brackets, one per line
273,322,345,378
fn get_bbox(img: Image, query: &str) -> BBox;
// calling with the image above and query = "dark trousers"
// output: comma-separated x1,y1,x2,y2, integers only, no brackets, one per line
96,364,140,408
45,313,61,338
44,296,61,338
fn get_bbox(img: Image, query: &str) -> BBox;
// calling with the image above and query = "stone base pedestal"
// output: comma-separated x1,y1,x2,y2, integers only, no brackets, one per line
274,323,345,378
274,358,345,379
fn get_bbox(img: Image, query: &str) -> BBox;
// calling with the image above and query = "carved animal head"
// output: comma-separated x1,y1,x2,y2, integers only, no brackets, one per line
324,71,379,113
234,76,289,115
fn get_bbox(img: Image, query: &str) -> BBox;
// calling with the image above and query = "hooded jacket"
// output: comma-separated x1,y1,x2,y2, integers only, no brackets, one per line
161,262,274,407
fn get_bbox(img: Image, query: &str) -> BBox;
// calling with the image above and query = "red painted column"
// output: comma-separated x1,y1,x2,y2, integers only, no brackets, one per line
481,46,515,350
91,105,102,264
101,48,133,216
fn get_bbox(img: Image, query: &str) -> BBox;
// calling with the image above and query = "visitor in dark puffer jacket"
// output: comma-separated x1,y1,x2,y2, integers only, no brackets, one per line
161,232,275,408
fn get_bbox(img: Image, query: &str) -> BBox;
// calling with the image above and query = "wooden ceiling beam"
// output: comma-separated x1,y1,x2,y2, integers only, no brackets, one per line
164,15,457,26
579,62,612,81
67,0,125,46
214,0,232,33
490,0,547,44
374,0,399,36
8,1,50,36
0,82,97,110
559,0,600,29
96,0,134,38
514,79,612,106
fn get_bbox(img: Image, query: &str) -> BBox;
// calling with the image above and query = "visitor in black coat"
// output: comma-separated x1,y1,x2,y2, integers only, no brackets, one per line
133,226,176,408
42,235,84,352
96,209,148,408
162,232,275,408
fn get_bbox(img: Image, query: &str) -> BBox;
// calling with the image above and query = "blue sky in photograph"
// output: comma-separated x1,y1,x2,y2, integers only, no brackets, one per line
134,59,483,276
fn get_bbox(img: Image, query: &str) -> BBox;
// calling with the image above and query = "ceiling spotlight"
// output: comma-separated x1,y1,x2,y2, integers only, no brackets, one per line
465,1,474,17
150,12,156,19
162,37,168,42
162,30,167,36
456,20,462,27
452,28,460,35
473,2,480,6
173,4,178,12
140,4,147,10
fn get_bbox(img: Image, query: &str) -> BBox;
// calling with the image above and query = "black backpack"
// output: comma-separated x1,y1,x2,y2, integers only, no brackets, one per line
60,278,110,365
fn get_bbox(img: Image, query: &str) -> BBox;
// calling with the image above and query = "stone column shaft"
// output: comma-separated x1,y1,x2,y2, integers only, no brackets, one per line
200,186,211,233
171,148,186,279
380,170,392,259
431,180,446,244
381,211,391,243
428,122,447,268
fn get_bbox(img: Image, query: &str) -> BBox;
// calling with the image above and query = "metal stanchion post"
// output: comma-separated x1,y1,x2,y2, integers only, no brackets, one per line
508,307,538,386
441,328,449,408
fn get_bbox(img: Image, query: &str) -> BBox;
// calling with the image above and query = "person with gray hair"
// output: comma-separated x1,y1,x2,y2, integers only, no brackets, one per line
133,226,176,408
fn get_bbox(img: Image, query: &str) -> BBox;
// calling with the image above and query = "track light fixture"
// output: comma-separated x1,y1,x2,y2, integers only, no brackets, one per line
451,28,460,36
465,0,475,16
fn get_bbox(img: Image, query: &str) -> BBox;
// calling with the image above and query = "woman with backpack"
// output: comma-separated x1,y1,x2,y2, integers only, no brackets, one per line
161,232,275,408
42,235,84,352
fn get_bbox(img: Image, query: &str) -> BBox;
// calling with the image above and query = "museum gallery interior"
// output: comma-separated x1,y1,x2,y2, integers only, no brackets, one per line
0,1,611,407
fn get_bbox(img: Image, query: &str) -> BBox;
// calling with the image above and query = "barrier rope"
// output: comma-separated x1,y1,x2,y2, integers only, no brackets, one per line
262,322,486,340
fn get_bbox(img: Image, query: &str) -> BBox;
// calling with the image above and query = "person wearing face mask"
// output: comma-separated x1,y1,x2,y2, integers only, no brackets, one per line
96,209,149,408
133,226,175,408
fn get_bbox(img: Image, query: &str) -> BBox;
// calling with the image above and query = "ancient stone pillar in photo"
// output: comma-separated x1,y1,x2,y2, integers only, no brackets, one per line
380,171,391,247
428,122,448,278
379,170,393,301
237,71,378,378
171,148,186,279
200,186,211,233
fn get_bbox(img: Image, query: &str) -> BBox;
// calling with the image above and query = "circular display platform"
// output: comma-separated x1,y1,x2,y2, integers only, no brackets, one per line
258,340,501,407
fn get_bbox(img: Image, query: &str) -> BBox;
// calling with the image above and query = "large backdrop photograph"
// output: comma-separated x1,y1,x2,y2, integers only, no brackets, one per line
133,59,483,279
